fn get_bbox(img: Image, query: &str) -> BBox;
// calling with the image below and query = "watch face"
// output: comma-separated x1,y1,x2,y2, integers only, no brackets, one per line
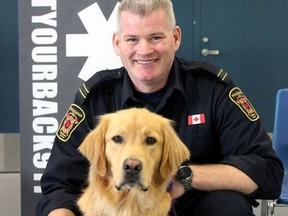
177,166,192,180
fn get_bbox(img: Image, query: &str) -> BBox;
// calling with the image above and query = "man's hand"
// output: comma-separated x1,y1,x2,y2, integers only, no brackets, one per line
168,178,185,199
48,208,75,216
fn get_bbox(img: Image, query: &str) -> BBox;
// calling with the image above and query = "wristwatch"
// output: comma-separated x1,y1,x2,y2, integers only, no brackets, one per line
175,165,193,192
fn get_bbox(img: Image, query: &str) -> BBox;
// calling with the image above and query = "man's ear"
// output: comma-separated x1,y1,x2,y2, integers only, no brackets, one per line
173,26,182,51
112,32,121,56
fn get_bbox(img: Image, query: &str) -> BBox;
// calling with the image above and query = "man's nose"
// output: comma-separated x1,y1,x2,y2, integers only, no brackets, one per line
137,40,154,55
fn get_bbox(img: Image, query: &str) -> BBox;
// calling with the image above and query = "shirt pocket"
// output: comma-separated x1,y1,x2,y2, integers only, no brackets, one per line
179,127,222,163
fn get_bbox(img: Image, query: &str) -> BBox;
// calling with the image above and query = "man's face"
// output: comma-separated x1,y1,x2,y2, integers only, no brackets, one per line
113,8,181,93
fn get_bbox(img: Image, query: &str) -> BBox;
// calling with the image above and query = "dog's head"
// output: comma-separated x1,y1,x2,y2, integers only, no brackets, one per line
79,108,190,191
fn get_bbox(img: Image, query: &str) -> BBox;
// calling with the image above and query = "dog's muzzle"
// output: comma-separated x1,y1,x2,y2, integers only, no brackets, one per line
115,157,148,191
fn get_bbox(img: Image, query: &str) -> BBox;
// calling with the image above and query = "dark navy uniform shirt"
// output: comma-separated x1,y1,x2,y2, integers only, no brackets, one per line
36,57,284,216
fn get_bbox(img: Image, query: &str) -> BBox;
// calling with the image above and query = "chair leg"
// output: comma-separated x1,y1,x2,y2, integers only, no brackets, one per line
260,200,276,216
267,200,276,216
261,200,269,216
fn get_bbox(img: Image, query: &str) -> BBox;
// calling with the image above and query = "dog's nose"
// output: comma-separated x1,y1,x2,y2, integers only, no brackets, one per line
123,158,142,174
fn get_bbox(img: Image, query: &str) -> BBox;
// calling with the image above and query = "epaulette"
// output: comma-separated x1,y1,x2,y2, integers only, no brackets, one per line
76,68,124,104
179,59,231,85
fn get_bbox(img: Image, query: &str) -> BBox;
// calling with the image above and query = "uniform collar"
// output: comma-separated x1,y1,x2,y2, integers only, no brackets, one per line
121,57,185,109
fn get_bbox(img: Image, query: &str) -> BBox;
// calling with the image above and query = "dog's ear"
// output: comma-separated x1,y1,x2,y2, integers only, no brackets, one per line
78,116,108,177
160,122,190,179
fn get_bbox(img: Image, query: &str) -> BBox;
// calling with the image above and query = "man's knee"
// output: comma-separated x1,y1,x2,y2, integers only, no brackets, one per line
193,190,254,216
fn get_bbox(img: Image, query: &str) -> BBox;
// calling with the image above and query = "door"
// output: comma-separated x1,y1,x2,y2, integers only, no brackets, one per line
174,0,288,131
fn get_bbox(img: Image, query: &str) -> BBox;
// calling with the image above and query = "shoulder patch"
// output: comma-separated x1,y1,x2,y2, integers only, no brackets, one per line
56,104,86,142
229,87,259,122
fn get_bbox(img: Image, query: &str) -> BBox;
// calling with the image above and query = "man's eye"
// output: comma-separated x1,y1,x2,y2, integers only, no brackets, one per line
112,135,123,144
151,36,162,42
145,137,157,145
126,38,138,43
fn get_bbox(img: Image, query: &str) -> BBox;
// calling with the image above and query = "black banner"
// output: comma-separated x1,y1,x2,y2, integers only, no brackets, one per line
19,1,121,215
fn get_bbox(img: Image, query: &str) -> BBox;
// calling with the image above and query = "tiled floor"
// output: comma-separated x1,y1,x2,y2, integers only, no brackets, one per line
0,134,20,172
0,134,21,216
0,173,20,216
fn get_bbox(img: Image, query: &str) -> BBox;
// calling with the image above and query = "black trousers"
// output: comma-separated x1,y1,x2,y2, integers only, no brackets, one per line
174,190,255,216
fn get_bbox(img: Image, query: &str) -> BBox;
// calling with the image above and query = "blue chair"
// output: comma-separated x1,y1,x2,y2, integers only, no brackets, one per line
261,89,288,216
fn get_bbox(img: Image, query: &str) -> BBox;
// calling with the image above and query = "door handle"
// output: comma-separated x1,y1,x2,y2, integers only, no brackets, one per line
201,49,220,56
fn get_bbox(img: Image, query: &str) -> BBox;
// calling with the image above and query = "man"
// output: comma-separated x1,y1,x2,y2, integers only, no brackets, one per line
36,0,284,215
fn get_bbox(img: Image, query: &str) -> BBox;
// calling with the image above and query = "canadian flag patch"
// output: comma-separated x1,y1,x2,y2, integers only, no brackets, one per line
188,114,206,125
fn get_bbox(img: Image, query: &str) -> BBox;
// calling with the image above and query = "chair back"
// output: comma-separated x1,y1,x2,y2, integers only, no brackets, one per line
273,89,288,204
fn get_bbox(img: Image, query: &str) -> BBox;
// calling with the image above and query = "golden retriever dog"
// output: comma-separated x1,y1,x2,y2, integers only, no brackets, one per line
78,108,190,216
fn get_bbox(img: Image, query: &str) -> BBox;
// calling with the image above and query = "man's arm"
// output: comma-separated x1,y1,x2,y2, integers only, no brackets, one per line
170,164,258,199
191,164,258,194
36,102,93,216
48,208,76,216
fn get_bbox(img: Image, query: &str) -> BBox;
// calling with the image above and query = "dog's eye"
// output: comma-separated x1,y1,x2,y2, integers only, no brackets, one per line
145,137,157,145
112,135,123,144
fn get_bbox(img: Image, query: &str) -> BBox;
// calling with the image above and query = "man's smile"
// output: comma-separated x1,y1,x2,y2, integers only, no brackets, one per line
135,59,158,65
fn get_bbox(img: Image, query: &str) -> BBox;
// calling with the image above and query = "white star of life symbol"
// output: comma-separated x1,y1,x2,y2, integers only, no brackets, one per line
66,2,122,81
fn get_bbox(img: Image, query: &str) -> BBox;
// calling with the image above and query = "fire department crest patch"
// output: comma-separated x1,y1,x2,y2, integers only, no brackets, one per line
57,104,85,142
229,87,259,122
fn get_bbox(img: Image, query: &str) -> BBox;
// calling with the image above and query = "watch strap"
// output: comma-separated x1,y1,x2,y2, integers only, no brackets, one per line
181,178,193,192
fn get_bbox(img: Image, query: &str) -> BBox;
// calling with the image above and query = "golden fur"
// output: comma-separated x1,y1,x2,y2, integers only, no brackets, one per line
78,108,190,216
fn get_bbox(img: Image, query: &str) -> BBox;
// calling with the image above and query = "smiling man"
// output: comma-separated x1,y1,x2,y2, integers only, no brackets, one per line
36,1,283,216
113,6,181,93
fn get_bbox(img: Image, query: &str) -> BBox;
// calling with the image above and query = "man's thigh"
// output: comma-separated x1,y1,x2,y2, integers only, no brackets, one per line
175,190,254,216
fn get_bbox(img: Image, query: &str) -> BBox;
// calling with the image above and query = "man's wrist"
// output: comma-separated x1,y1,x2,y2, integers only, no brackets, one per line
175,165,193,192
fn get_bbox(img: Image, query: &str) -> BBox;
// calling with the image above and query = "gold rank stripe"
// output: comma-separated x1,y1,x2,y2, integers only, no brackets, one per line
79,83,90,99
217,69,228,82
83,83,89,93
